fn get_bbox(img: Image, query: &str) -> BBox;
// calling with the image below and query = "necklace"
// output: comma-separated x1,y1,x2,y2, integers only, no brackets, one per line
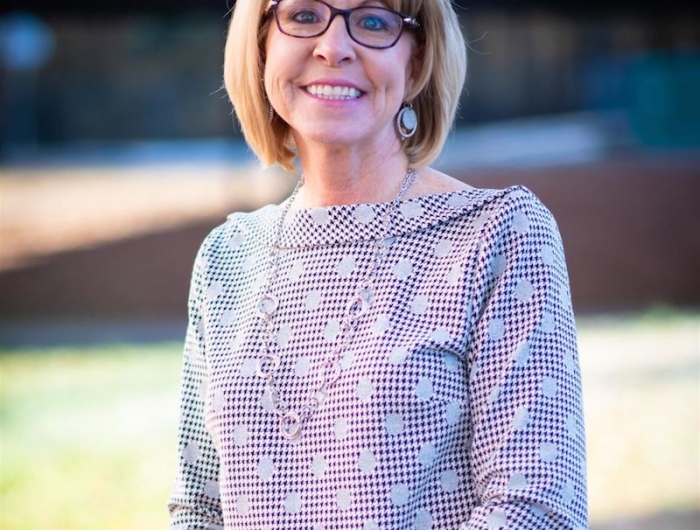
255,168,418,440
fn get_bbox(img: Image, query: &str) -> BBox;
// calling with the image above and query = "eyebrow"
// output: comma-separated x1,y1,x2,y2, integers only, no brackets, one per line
357,0,393,9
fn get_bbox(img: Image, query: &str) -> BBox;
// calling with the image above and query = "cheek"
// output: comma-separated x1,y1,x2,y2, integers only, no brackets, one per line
264,68,294,113
263,58,286,106
264,32,286,96
371,47,416,100
264,34,301,102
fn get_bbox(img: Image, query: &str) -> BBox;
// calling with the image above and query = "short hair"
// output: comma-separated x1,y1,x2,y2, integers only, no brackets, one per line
224,0,466,173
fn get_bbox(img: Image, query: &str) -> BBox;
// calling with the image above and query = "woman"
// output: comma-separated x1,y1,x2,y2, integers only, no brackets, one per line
168,0,588,528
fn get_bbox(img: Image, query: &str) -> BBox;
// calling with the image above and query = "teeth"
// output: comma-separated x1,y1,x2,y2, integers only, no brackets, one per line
307,84,361,100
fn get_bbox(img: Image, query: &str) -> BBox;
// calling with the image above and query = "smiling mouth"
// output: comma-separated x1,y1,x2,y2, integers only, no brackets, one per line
306,84,363,100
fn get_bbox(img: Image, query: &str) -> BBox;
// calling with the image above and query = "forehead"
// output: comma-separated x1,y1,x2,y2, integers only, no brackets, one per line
264,0,423,21
270,0,418,12
362,0,410,11
298,0,414,11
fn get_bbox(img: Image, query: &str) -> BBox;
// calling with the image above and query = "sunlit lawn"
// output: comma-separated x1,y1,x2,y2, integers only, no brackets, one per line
0,344,182,530
1,311,698,529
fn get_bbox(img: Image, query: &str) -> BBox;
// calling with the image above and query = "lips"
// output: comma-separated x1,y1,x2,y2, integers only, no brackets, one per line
306,84,363,100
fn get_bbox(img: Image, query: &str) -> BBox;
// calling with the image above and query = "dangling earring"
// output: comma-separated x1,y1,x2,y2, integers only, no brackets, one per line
396,103,418,140
267,103,275,124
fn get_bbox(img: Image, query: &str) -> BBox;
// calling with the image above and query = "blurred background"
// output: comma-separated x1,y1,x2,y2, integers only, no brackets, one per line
1,0,699,529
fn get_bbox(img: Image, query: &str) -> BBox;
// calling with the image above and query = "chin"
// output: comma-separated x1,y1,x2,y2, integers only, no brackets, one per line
297,127,368,148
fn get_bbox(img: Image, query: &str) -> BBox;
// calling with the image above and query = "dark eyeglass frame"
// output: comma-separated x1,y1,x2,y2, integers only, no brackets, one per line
268,0,420,50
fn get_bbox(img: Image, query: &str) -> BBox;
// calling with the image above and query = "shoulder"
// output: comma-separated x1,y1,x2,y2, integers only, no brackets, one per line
408,167,472,198
470,186,569,291
467,186,572,319
409,167,556,231
478,185,560,244
194,203,280,269
455,185,565,285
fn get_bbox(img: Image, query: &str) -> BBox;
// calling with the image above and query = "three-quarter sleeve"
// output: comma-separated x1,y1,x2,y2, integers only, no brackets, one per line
462,188,587,529
168,239,224,529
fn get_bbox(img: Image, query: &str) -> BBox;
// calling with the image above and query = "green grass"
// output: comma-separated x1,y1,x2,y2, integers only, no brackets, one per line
577,311,700,522
1,312,698,529
0,344,182,530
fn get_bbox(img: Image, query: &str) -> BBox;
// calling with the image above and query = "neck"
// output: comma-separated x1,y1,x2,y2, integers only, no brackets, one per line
291,136,412,208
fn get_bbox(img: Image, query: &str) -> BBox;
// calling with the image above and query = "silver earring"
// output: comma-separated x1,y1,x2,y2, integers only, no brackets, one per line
396,104,418,140
267,103,275,124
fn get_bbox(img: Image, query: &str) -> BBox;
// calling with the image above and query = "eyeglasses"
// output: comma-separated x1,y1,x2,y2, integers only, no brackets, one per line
268,0,420,50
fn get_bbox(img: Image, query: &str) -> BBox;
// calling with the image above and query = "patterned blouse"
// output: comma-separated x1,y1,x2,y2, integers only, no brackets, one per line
168,185,588,530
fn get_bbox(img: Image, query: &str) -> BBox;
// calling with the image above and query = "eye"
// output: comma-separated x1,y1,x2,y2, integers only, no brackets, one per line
290,9,321,24
357,14,390,32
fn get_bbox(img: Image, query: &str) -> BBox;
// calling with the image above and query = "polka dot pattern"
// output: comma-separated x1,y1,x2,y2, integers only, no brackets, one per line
418,442,437,468
305,290,322,310
440,469,461,493
414,376,434,401
540,442,559,463
509,472,528,490
287,259,305,282
393,258,413,279
415,509,433,530
390,483,410,506
182,441,200,465
356,377,374,402
275,324,292,347
388,346,409,365
239,357,256,378
488,318,505,341
334,417,350,440
487,508,507,529
336,488,352,511
256,456,275,481
203,480,219,499
294,356,311,378
400,201,424,219
235,494,250,515
309,207,330,225
385,413,405,435
310,454,327,479
354,204,376,224
232,425,249,447
284,492,302,514
410,294,429,315
434,239,453,257
358,448,378,475
372,314,391,336
169,186,587,530
445,400,462,426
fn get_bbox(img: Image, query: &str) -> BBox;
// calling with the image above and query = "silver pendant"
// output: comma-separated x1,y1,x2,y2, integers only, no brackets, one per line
397,104,418,139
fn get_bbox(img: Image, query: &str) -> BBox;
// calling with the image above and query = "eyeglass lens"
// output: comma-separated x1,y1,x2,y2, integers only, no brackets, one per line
275,0,406,48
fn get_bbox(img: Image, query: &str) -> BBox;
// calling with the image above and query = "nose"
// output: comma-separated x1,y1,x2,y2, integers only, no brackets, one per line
312,15,356,66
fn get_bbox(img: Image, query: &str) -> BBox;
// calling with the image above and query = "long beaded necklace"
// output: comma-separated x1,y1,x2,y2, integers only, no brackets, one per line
255,168,418,440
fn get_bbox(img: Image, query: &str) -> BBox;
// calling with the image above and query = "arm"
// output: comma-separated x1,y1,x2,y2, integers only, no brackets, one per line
463,188,587,530
168,238,224,529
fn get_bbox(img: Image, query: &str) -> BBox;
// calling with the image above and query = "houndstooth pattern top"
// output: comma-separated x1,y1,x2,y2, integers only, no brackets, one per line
168,184,588,530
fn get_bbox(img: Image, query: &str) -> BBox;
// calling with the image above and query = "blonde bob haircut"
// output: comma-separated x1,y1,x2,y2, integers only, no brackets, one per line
224,0,466,173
